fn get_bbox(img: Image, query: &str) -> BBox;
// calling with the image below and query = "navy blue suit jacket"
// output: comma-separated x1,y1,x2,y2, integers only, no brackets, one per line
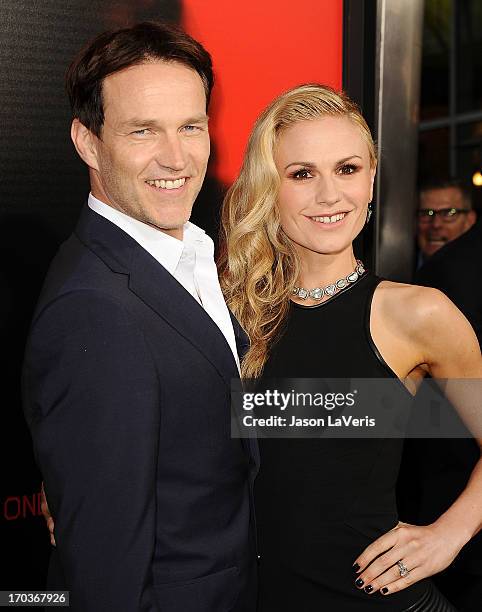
23,206,259,611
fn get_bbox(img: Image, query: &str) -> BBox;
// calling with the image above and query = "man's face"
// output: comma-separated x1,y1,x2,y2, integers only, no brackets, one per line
87,61,210,240
417,187,475,257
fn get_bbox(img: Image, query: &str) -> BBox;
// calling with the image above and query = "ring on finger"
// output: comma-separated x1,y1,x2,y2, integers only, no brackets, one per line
396,560,410,578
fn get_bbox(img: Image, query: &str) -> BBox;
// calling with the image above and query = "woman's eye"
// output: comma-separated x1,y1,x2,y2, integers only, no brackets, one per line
338,164,358,175
291,168,312,180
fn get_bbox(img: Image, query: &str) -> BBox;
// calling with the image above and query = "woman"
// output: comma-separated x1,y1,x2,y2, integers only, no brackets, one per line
219,85,482,610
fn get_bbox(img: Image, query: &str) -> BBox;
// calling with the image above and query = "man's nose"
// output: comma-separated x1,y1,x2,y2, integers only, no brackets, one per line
430,213,444,229
156,134,187,172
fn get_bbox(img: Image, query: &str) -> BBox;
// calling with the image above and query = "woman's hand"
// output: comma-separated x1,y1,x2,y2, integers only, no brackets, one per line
40,482,56,546
352,521,467,596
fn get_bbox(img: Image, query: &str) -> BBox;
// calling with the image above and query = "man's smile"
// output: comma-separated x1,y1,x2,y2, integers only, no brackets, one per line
145,177,187,190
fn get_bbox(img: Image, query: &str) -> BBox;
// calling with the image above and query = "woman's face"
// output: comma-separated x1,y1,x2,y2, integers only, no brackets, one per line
275,116,375,259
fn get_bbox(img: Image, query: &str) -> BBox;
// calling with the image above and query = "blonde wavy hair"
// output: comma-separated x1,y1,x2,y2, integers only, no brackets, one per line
218,84,377,378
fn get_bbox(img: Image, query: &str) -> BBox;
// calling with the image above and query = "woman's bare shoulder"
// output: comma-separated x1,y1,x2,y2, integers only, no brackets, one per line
374,280,480,376
374,280,452,331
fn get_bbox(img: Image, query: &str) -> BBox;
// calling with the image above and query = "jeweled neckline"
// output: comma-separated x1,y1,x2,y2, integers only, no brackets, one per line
291,269,369,309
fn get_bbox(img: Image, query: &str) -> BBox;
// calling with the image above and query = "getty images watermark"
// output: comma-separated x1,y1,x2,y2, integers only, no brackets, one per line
231,378,482,438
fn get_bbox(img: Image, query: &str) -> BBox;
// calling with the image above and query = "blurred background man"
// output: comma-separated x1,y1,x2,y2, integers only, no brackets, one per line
416,185,481,342
399,184,482,610
416,179,476,264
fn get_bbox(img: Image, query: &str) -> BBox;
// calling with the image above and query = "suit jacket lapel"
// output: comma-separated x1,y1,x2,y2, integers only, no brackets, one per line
75,206,238,387
229,311,250,362
76,207,259,465
227,312,260,468
129,247,238,386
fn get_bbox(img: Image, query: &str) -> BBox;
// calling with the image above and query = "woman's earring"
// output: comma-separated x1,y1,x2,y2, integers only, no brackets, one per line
366,202,373,225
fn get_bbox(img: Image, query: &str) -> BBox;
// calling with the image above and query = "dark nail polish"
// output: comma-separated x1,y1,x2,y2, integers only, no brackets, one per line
353,563,360,572
355,578,364,588
364,585,373,594
381,587,389,595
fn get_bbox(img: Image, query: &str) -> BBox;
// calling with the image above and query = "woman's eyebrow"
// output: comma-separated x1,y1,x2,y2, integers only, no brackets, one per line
284,155,362,171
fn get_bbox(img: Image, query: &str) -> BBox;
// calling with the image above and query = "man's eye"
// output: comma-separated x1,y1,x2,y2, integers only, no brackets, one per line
131,129,150,136
182,125,201,133
290,168,313,180
338,164,358,175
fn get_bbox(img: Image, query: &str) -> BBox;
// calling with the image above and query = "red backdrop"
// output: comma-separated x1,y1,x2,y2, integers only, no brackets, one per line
182,0,343,186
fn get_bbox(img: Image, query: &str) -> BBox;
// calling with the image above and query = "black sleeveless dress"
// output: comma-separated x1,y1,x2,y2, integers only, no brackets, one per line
255,273,456,611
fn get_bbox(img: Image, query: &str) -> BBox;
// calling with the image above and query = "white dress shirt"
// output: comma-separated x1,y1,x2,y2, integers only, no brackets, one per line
88,194,240,371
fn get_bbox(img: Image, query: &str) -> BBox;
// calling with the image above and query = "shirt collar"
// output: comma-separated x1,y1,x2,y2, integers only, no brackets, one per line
88,193,209,274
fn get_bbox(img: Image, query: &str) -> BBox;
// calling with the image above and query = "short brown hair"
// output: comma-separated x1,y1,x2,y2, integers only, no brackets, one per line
66,21,214,137
419,178,472,210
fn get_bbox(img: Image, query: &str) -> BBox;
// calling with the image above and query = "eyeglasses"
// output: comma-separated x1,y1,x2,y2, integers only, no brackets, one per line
417,208,470,223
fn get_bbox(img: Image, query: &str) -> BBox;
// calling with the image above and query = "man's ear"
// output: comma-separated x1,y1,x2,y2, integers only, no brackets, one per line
467,209,477,229
70,119,100,171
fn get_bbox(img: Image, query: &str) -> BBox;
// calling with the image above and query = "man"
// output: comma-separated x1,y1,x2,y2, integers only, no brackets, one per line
399,186,482,610
416,214,482,344
416,178,476,261
414,217,482,612
23,22,258,611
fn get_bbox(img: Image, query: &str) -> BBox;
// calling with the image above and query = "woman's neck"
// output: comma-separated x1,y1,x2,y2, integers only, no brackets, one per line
297,248,358,289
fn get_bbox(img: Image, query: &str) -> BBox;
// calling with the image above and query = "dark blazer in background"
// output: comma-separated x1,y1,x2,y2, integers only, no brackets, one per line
415,218,482,344
23,206,258,612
